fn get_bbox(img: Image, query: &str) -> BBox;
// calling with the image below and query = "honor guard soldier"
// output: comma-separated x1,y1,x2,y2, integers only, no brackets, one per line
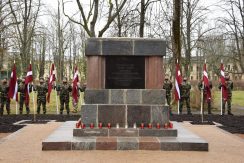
179,77,192,115
0,78,10,115
18,78,31,114
219,73,234,115
198,80,213,114
163,76,173,115
35,77,48,114
57,77,72,115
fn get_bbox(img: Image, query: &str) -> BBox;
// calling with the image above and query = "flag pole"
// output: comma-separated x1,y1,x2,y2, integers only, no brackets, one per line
201,60,206,123
220,60,223,115
30,61,36,122
177,59,180,115
13,60,18,115
55,81,59,114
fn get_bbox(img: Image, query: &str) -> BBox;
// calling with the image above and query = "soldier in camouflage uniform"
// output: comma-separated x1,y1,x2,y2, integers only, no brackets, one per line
179,77,192,115
35,77,48,114
0,78,10,115
72,82,86,113
198,80,213,114
219,73,234,115
163,76,173,115
18,78,30,114
57,77,72,115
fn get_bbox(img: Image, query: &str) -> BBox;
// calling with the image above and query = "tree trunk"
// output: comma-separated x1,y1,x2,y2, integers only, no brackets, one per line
139,0,145,37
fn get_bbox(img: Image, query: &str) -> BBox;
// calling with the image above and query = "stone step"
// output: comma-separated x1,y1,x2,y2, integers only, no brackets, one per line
42,121,208,151
73,128,177,137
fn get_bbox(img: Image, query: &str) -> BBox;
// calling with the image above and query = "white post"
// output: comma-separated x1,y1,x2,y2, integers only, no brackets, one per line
177,100,180,114
16,101,18,115
55,82,59,114
221,87,223,115
32,84,36,121
201,81,204,122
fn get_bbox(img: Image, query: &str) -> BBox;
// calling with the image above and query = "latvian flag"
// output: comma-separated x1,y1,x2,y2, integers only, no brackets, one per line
72,66,79,103
203,63,211,100
220,62,228,101
174,63,182,101
8,63,18,101
25,64,33,104
47,63,56,103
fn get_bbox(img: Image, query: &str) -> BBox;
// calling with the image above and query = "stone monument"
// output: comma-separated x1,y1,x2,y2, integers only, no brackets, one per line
42,38,208,151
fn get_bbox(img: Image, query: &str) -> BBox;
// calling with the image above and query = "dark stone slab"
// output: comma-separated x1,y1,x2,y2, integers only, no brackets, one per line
109,128,138,137
96,137,117,150
179,138,208,151
134,39,166,56
139,129,177,137
102,40,133,56
105,56,145,89
142,89,165,104
72,137,96,150
42,142,71,150
117,137,139,150
127,105,151,127
158,137,181,151
73,129,108,137
84,90,109,104
139,137,160,150
111,89,124,104
98,105,126,127
85,39,101,56
126,90,141,104
81,105,97,125
151,106,169,125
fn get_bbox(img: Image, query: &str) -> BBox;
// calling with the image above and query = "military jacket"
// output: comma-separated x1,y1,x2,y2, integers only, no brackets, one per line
0,84,9,99
58,84,72,100
163,80,173,96
198,81,212,92
35,84,48,100
180,81,191,98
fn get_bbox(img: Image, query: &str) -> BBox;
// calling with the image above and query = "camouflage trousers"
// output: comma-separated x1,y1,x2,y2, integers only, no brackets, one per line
0,98,10,115
19,97,30,114
60,98,70,114
222,98,231,114
179,97,191,113
203,96,211,114
37,98,46,114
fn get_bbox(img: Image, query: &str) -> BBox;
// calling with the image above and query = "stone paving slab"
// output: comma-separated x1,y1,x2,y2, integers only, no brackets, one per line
42,121,208,151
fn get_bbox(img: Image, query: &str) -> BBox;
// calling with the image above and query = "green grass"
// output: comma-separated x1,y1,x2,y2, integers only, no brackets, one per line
213,91,244,107
7,91,84,115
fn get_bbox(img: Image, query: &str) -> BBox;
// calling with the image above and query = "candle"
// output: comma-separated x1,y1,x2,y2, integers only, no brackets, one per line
156,123,160,129
98,122,103,129
133,123,137,129
81,123,86,129
148,123,152,129
116,123,119,128
90,123,94,129
140,123,144,129
107,123,111,129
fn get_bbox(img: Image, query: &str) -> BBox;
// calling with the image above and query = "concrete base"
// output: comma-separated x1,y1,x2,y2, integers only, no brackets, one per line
42,121,208,151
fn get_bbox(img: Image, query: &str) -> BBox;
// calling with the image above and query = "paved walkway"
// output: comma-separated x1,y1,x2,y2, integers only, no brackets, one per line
0,122,244,163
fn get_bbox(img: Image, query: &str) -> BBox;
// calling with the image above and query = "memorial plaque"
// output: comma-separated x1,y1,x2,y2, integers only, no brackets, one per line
105,56,145,89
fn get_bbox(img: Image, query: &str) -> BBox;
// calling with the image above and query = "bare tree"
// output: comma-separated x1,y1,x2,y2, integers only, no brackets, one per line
62,0,127,37
9,0,41,74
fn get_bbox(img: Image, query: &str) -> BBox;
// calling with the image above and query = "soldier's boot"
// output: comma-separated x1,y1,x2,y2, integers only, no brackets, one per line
37,106,40,114
0,107,3,116
19,108,23,115
26,107,30,115
43,107,46,115
7,108,10,115
187,109,192,115
60,111,63,115
228,111,233,116
208,103,212,114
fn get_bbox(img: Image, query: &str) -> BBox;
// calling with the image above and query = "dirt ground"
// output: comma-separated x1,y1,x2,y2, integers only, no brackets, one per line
0,122,244,163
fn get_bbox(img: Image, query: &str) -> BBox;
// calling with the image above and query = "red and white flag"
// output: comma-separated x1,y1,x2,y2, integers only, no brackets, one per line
72,66,79,103
8,63,18,101
25,64,33,104
203,63,211,100
47,63,56,103
174,63,182,101
220,62,228,101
